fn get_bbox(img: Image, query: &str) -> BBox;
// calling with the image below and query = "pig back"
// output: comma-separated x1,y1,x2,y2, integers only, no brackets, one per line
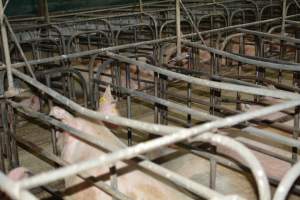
61,118,193,200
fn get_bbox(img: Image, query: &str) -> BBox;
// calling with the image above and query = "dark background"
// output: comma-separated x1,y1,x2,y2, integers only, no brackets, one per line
6,0,148,16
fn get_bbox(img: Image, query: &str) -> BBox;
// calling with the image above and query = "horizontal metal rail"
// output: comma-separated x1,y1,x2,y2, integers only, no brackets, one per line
16,100,300,200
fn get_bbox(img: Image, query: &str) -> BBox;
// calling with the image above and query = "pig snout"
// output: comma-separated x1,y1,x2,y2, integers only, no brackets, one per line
0,167,30,200
7,167,30,181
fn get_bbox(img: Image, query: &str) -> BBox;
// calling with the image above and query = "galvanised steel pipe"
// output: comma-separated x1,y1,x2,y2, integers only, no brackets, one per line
191,132,270,200
182,40,300,71
236,28,300,44
176,0,182,57
242,127,300,149
10,101,226,200
0,171,38,200
2,14,300,71
105,52,300,99
273,161,300,200
99,83,219,121
0,0,14,93
17,100,300,200
11,68,184,135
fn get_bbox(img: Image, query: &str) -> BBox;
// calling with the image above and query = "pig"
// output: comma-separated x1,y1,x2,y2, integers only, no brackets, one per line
50,106,193,200
0,95,40,128
163,43,211,69
221,42,256,66
7,167,30,181
18,95,41,112
240,88,288,122
92,58,154,91
97,85,119,129
0,167,30,200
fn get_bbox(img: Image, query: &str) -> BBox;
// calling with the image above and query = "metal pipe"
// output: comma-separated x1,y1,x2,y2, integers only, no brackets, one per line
242,127,300,149
176,0,181,57
191,132,270,200
236,28,300,44
0,0,15,94
105,52,300,99
10,101,226,200
273,161,300,200
3,14,300,71
182,40,300,72
11,68,182,136
0,171,38,200
179,0,207,46
4,17,36,79
16,100,300,194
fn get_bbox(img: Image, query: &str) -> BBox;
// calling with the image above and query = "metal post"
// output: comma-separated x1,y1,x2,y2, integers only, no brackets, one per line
39,0,50,23
0,0,15,96
176,0,181,58
138,0,143,13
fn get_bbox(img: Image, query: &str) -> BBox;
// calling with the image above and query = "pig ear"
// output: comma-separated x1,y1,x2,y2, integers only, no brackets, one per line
240,104,250,111
104,85,113,100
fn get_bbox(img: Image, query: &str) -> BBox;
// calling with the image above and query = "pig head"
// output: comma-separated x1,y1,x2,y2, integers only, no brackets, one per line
0,167,30,200
97,85,120,129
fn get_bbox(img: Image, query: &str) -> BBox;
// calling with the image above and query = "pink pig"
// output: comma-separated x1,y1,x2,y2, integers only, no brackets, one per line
0,167,30,200
0,95,40,128
97,85,120,129
50,107,193,200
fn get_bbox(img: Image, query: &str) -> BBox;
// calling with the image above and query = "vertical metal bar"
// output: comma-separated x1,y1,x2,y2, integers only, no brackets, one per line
162,75,168,125
4,18,36,79
154,72,159,124
236,35,244,110
0,101,5,172
176,0,181,57
8,105,18,168
279,0,287,83
46,75,58,155
0,0,14,93
209,156,217,190
1,102,12,170
109,166,118,200
138,0,144,13
126,64,132,146
39,0,50,23
292,28,300,164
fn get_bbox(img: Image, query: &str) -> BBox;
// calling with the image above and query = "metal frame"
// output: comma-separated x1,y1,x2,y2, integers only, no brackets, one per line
1,0,300,200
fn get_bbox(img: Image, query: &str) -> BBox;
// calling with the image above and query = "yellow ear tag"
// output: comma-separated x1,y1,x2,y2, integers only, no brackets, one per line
99,96,107,106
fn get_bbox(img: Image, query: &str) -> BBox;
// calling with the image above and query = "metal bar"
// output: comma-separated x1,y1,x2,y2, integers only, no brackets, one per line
16,100,300,195
0,171,38,200
236,28,300,44
179,0,207,46
0,0,15,94
105,52,300,99
273,161,300,200
182,40,300,72
10,100,226,200
11,68,182,135
176,0,181,57
4,17,36,79
3,14,300,71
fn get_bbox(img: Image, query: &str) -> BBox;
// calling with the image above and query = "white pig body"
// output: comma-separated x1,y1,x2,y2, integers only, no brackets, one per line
51,107,192,200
